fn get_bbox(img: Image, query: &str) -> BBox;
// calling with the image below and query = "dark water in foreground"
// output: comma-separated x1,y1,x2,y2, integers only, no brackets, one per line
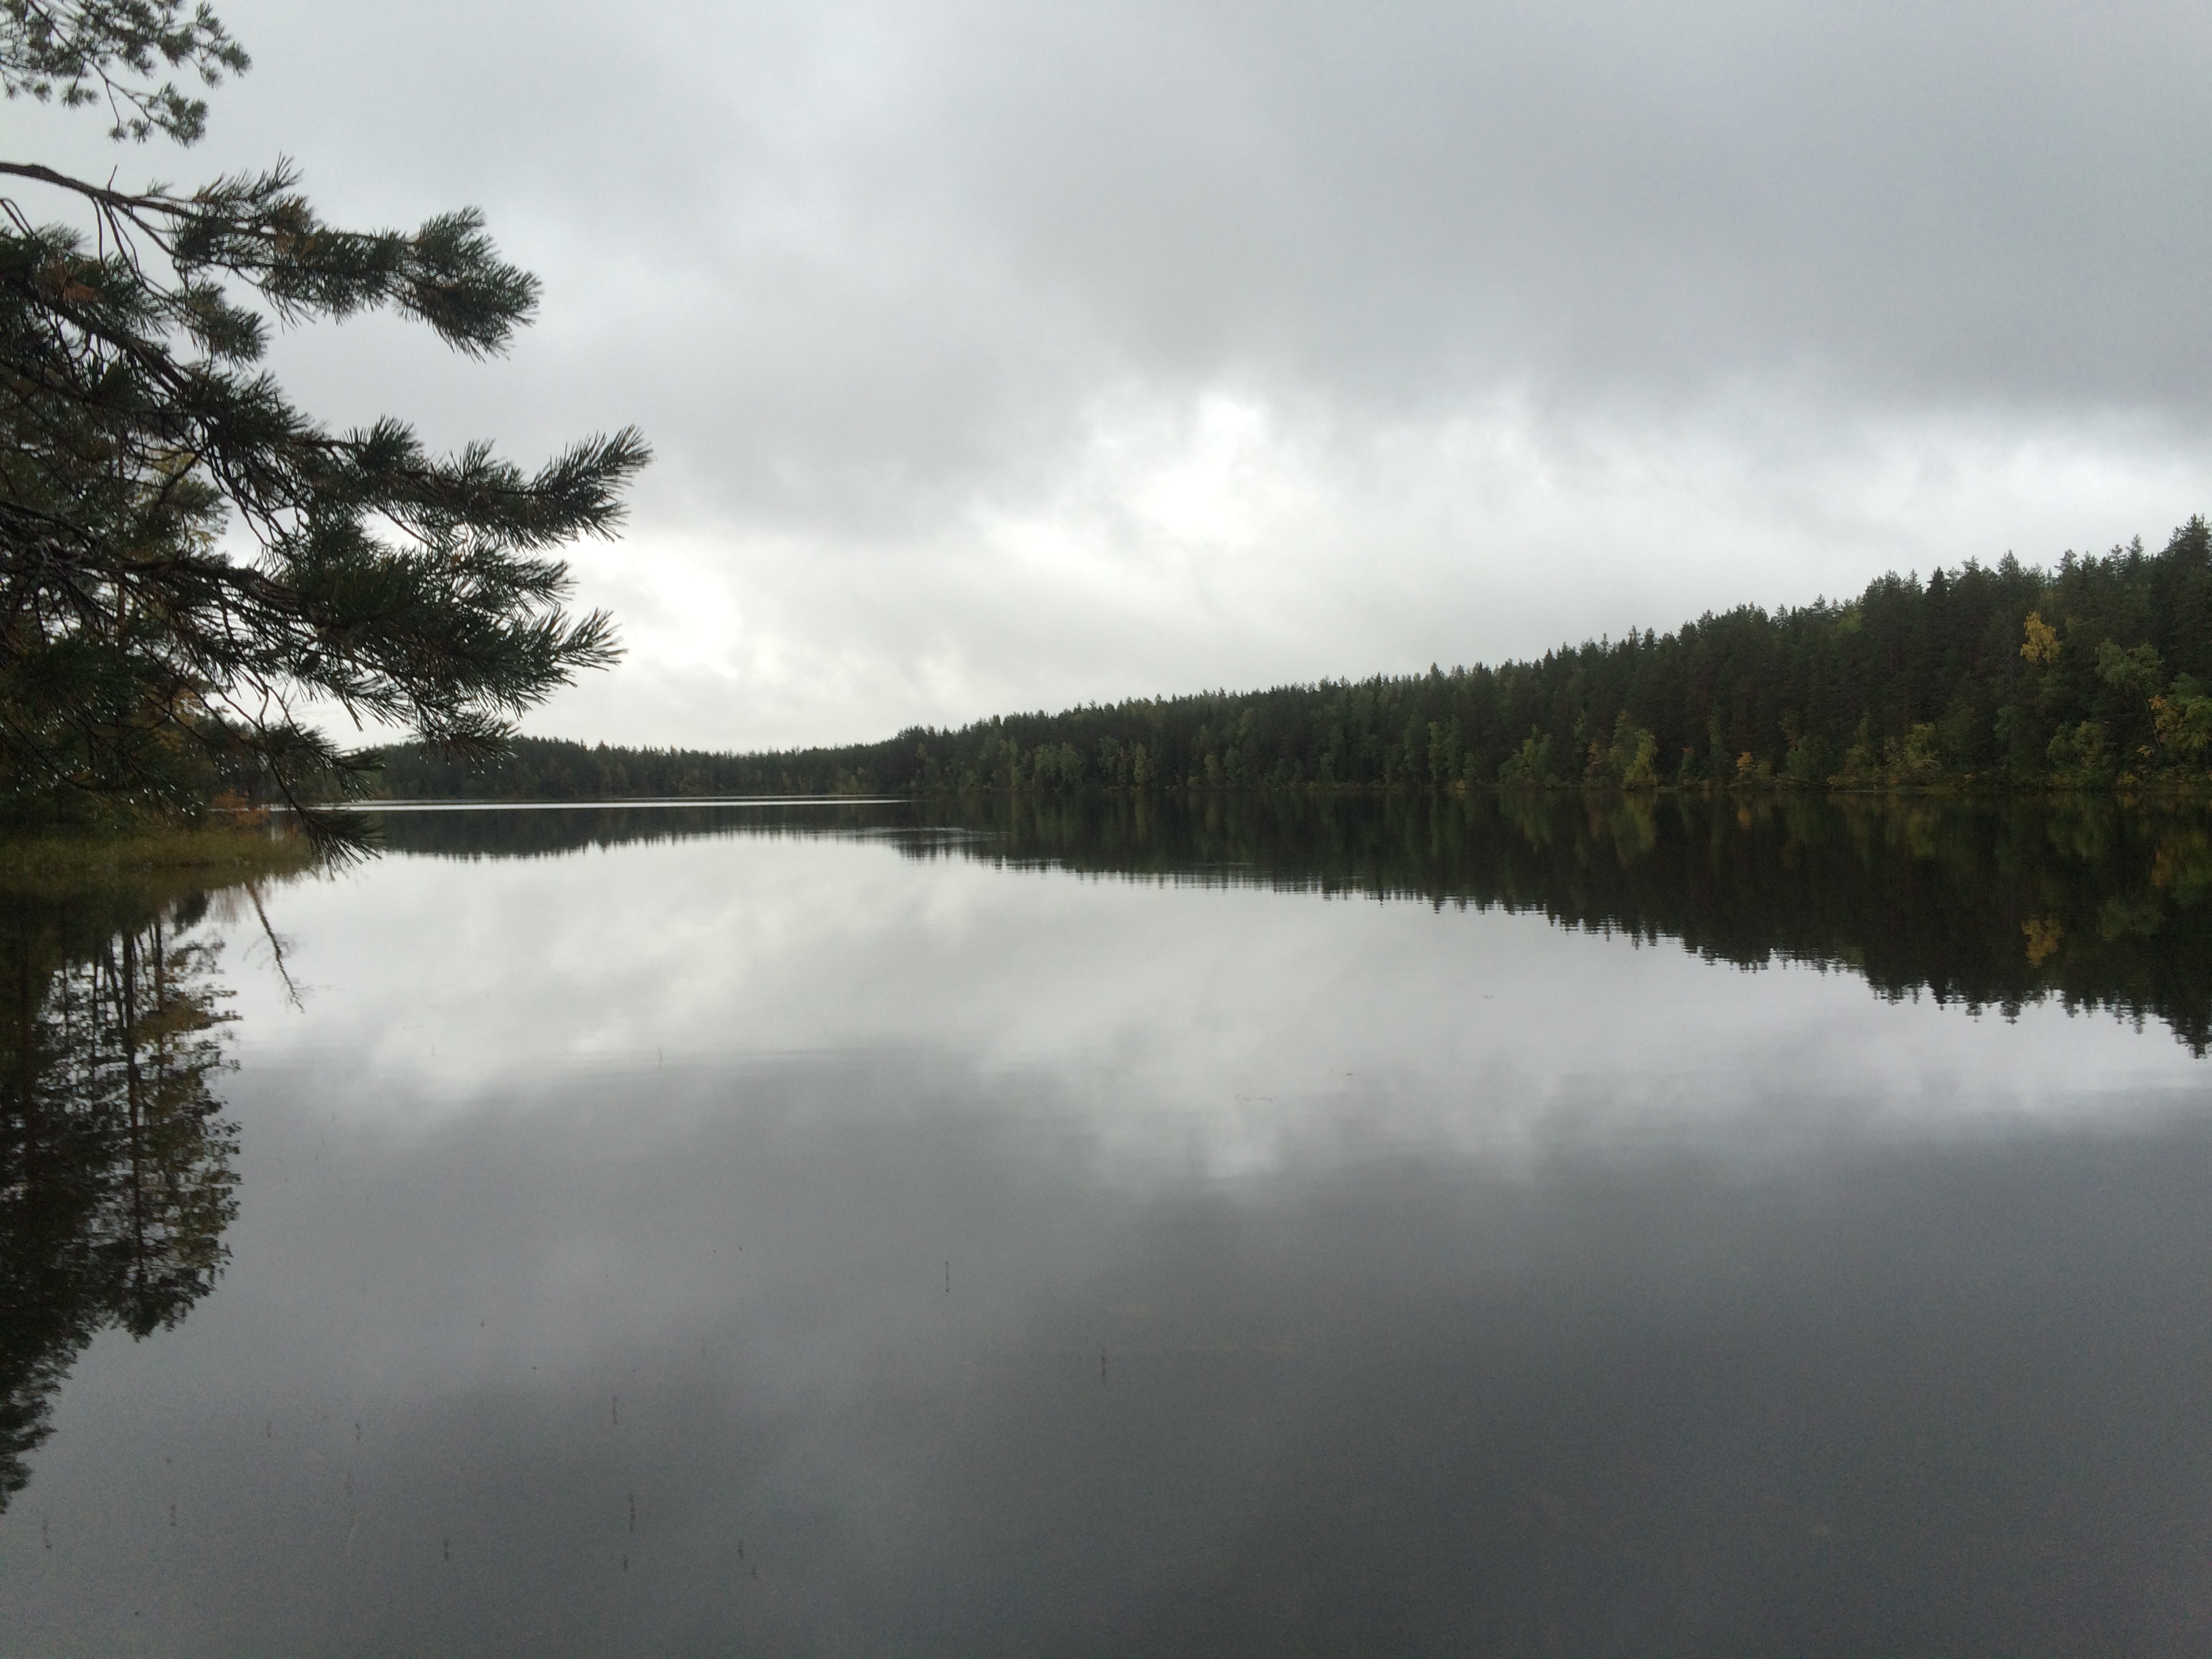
4,794,2211,1655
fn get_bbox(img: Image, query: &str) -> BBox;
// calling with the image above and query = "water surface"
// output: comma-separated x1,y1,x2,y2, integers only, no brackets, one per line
4,794,2210,1654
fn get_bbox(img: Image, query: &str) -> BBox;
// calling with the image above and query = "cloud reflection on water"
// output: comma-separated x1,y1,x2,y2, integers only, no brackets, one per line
4,810,2210,1654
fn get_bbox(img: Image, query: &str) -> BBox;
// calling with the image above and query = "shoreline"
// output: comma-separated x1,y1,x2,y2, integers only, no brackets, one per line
0,820,320,888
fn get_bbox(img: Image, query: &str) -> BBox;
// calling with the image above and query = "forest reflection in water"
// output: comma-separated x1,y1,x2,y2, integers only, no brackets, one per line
3,794,2211,1656
377,789,2212,1050
0,874,247,1509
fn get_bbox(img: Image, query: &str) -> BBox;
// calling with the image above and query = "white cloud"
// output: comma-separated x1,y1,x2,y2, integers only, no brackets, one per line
533,387,2212,749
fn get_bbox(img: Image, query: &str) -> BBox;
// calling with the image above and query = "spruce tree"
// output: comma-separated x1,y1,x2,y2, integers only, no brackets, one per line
0,2,649,840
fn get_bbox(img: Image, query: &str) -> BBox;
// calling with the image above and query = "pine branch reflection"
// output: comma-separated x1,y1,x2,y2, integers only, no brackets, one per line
1,884,241,1509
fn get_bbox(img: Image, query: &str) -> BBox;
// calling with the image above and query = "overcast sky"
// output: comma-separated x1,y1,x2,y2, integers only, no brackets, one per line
24,1,2212,748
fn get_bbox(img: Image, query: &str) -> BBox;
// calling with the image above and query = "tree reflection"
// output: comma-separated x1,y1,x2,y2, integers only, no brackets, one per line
937,792,2212,1051
0,886,239,1509
370,791,2212,1054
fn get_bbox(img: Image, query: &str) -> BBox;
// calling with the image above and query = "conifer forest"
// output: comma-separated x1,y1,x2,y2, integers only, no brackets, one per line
373,523,2212,799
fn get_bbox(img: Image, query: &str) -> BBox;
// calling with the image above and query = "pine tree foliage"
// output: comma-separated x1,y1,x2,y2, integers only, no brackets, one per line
1,2,648,839
1,1,246,143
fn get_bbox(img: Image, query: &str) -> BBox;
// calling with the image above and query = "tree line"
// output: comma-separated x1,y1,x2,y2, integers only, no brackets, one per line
372,523,2212,798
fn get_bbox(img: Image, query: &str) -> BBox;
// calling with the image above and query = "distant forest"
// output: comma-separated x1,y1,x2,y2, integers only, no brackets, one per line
370,522,2212,798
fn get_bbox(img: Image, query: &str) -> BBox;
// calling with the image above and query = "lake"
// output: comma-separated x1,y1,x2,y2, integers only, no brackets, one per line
5,792,2211,1655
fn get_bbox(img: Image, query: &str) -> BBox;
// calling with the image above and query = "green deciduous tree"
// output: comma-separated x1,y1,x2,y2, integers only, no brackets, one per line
1,1,648,840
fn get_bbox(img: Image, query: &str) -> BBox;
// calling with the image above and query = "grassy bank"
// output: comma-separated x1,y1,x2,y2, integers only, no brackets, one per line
0,819,320,890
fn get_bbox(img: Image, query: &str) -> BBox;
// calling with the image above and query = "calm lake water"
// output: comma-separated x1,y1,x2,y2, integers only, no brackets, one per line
5,794,2212,1655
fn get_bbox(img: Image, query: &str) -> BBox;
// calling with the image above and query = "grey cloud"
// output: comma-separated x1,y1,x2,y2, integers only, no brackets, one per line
199,1,2212,495
20,1,2212,744
878,0,2212,409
